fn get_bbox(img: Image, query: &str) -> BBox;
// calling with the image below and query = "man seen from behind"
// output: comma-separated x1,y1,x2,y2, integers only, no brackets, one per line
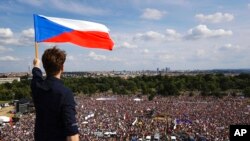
31,46,79,141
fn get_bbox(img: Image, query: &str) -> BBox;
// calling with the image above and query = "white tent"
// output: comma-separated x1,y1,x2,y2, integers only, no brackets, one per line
104,131,116,136
82,121,88,124
133,98,142,101
171,136,176,141
146,135,151,140
132,117,138,125
85,113,95,120
0,116,11,123
154,133,160,140
94,131,103,137
96,97,117,101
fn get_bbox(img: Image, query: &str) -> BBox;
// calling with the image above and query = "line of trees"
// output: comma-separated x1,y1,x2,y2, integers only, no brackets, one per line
0,79,31,101
0,73,250,101
63,73,250,97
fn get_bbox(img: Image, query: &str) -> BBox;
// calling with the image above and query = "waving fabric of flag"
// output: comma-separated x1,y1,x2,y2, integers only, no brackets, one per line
33,14,114,50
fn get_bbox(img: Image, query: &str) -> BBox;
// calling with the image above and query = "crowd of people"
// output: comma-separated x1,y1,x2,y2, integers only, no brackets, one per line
0,95,249,141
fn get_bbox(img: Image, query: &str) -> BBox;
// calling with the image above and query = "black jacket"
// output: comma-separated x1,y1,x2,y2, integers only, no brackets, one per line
31,67,79,141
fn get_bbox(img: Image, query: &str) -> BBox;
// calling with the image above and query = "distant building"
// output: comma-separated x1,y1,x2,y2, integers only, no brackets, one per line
156,68,160,75
0,77,20,84
166,67,170,72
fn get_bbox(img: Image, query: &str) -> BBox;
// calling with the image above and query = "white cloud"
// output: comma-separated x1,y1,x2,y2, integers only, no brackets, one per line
165,29,181,41
134,29,181,42
17,0,107,15
190,48,214,62
219,44,240,51
21,28,34,38
88,51,121,62
0,27,34,46
0,38,20,45
196,49,206,57
50,0,107,15
143,49,149,54
158,53,174,62
195,12,234,23
141,8,166,20
0,46,13,52
117,42,137,49
0,28,13,38
134,31,165,41
131,0,189,7
88,51,106,61
20,28,34,44
186,24,232,39
248,3,250,9
67,55,75,61
17,0,44,7
0,56,19,61
107,57,121,62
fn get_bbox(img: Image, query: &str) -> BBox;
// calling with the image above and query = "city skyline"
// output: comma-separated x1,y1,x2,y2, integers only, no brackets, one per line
0,0,250,73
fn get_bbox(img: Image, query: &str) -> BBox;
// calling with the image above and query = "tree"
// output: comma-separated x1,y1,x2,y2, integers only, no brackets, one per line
157,80,179,96
126,80,137,94
0,88,12,100
97,83,110,93
148,93,155,101
219,77,234,91
243,87,250,97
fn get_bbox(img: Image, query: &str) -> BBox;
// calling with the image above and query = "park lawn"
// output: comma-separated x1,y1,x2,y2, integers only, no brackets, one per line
0,106,14,117
0,101,10,104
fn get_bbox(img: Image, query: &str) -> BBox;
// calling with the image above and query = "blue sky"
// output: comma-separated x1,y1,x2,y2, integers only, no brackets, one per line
0,0,250,72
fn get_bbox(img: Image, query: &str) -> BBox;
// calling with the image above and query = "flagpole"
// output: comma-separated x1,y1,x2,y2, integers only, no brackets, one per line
35,42,39,58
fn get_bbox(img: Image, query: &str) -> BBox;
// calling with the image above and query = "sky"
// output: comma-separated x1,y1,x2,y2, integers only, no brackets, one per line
0,0,250,72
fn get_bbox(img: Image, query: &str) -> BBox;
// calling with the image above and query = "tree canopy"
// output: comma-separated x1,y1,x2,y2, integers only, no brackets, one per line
0,73,250,100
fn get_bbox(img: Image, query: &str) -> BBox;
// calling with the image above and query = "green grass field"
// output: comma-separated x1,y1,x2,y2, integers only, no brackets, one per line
0,101,14,117
0,106,14,117
0,101,10,104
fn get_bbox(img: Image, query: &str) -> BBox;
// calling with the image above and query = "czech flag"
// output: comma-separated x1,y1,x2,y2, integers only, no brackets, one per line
33,14,114,50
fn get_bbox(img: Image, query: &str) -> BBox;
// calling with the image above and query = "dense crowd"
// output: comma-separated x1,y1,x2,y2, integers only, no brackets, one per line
0,95,249,141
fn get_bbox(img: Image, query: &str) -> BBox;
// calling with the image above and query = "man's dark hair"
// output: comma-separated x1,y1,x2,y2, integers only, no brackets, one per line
42,46,66,76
